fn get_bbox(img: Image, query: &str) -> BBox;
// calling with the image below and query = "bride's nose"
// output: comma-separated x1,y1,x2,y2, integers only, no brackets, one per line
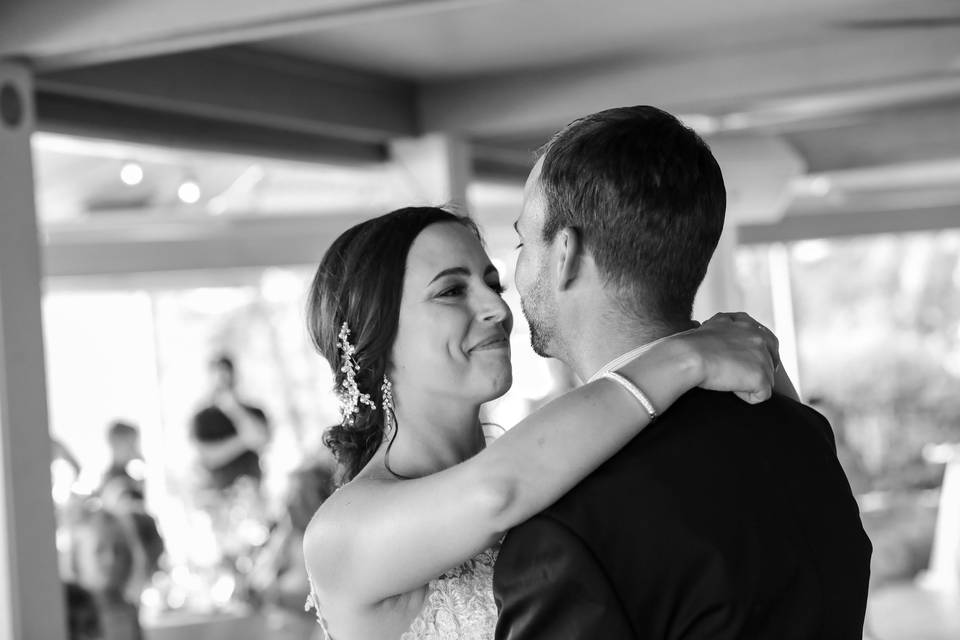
478,292,511,326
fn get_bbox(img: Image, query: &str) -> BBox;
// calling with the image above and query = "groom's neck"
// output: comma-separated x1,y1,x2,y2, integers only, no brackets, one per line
563,310,695,382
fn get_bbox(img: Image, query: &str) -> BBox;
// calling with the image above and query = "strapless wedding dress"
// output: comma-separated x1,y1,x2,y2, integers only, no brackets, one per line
306,542,500,640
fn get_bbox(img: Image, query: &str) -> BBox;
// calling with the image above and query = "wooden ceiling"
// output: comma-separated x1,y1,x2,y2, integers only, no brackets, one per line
2,0,960,211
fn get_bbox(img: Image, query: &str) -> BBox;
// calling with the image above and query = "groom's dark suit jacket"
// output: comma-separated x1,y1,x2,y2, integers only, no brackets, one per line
493,389,872,640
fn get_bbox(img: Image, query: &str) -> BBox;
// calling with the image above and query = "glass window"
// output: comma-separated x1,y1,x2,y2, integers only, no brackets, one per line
737,230,960,635
43,267,341,619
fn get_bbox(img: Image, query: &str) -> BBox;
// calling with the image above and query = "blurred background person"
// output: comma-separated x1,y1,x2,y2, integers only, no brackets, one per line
64,581,103,640
100,421,145,496
53,437,82,478
51,436,84,516
249,459,336,618
69,507,143,640
190,354,271,492
99,477,166,597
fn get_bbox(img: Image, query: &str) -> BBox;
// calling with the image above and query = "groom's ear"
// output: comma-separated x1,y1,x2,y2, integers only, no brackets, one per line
555,226,583,290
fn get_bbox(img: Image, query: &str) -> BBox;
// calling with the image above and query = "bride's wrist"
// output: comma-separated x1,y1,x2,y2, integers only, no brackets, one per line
617,336,704,409
659,335,706,391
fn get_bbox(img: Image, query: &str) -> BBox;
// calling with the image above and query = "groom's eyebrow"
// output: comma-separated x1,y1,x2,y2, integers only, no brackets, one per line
512,221,520,236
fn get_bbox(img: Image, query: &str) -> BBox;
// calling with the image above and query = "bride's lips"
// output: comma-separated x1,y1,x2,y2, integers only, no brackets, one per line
469,335,510,352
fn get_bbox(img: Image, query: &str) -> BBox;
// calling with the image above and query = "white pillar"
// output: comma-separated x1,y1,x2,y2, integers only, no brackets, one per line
695,133,805,358
923,452,960,594
693,224,742,319
767,243,802,395
389,133,471,210
0,62,67,640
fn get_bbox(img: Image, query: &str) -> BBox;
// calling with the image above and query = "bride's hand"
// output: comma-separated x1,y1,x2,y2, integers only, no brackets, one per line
677,312,780,404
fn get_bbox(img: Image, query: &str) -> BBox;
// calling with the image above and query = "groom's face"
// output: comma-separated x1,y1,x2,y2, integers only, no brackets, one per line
514,158,559,358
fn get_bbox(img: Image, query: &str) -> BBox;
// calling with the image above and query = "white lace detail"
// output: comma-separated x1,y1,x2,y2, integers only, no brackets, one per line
400,543,499,640
305,582,334,639
305,542,499,640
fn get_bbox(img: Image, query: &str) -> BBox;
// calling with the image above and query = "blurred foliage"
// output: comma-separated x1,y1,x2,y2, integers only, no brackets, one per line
739,230,960,589
790,231,960,490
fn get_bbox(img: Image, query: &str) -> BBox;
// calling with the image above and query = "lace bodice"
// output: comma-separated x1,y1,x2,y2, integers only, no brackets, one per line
306,542,500,640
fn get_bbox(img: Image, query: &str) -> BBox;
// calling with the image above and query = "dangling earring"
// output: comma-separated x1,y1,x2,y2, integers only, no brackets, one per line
381,374,411,480
381,375,396,436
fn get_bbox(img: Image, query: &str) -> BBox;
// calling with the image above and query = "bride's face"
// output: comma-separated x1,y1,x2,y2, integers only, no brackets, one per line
390,222,513,404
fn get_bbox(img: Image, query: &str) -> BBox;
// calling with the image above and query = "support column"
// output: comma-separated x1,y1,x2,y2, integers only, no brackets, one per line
923,450,960,594
0,62,66,640
389,133,471,210
695,133,805,389
693,225,742,319
768,243,802,395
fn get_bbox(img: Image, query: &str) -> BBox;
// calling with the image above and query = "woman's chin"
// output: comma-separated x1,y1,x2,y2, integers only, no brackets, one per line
475,371,513,403
490,371,514,400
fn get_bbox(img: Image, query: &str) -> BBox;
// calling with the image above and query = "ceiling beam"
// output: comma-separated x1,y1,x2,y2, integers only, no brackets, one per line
470,96,960,178
421,30,960,137
471,141,535,181
784,97,960,173
36,94,388,165
36,48,418,143
41,212,368,277
0,0,504,71
738,204,960,245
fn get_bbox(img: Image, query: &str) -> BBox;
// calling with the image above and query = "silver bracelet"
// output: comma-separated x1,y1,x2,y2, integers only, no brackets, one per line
601,371,658,421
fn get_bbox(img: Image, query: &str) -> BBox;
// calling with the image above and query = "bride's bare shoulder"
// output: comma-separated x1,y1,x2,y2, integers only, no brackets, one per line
305,474,397,541
303,473,397,595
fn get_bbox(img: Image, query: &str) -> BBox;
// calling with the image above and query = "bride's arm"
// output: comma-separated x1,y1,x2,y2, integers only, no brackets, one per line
305,315,776,607
774,366,800,401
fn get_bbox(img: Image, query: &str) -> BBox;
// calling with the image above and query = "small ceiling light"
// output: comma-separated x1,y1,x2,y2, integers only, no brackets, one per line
808,176,832,197
177,180,201,204
120,162,144,186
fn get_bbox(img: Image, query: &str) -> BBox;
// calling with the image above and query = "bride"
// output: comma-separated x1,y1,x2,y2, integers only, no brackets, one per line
303,206,787,639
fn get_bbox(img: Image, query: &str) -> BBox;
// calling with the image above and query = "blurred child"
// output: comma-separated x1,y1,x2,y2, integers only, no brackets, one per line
70,508,143,640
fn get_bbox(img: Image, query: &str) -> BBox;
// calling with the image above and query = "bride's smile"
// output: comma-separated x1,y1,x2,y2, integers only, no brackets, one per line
391,221,514,407
468,333,510,353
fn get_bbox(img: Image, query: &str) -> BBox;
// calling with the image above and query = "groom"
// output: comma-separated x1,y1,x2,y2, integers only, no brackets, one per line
495,106,872,638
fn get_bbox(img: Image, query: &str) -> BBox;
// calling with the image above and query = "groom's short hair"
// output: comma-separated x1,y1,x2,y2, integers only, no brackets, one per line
537,105,725,322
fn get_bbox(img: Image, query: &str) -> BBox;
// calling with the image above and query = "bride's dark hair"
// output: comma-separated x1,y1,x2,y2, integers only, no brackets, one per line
307,206,480,483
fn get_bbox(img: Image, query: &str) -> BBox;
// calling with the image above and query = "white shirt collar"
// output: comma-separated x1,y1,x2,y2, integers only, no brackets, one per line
586,328,698,383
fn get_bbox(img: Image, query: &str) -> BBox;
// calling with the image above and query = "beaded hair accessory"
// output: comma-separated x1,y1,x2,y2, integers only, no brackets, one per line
336,322,376,426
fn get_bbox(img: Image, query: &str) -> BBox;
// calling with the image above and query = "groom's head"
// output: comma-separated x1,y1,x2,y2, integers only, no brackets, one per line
514,105,725,358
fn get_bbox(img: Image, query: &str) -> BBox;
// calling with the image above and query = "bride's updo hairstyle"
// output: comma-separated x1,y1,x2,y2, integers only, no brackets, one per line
307,206,480,483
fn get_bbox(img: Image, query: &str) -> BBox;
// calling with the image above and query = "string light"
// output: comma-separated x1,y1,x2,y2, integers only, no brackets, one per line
177,180,201,204
120,162,143,186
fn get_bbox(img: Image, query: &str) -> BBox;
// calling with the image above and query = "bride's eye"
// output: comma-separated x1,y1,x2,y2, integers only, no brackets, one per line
489,282,507,295
437,285,465,298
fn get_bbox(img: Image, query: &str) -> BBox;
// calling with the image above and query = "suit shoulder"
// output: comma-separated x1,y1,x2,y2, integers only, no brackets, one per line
539,391,839,521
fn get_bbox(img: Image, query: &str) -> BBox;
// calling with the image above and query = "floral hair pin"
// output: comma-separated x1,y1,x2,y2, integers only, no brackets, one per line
337,322,376,425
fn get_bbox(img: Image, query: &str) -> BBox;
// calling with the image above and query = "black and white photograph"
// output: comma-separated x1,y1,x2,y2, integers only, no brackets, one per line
1,1,960,639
